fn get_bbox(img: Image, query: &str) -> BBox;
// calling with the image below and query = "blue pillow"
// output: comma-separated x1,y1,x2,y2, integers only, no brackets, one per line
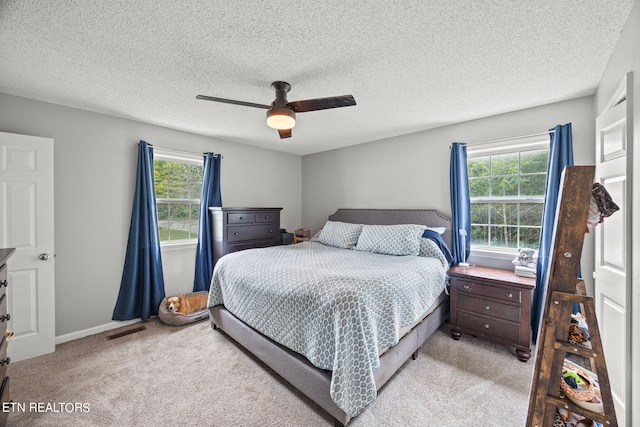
421,229,453,266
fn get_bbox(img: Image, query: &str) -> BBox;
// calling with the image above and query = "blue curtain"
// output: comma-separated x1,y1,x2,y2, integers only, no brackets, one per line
193,153,222,292
531,124,574,343
113,141,166,321
450,142,470,264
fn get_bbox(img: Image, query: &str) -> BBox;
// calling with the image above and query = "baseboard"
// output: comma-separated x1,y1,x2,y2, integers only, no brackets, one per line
55,319,142,345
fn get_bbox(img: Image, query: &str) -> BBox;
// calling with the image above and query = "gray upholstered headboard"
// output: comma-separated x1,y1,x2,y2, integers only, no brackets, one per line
328,208,453,249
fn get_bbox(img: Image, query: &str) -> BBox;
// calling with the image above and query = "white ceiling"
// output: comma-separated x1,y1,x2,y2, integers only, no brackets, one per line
0,1,634,156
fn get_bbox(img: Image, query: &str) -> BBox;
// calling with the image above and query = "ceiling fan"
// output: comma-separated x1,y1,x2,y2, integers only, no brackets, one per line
196,81,356,139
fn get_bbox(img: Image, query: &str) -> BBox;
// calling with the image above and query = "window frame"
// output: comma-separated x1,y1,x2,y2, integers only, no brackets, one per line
153,148,204,248
467,136,549,258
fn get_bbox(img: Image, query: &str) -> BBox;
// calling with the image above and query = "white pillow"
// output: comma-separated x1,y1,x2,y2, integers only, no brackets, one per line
355,224,425,256
425,226,446,234
314,220,363,249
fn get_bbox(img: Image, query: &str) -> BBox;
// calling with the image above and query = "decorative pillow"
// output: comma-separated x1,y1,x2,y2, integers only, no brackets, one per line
314,220,363,249
355,224,425,256
420,229,454,266
309,229,323,241
418,238,450,269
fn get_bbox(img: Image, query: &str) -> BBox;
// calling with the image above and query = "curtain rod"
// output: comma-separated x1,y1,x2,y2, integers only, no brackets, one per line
149,144,222,159
465,130,555,147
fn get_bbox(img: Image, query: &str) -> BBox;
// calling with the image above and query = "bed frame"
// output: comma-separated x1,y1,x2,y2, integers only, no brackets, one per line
209,209,452,426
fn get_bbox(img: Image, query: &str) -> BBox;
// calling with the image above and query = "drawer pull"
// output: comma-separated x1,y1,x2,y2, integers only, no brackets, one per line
483,305,490,311
0,357,9,367
239,216,244,220
463,284,470,290
0,314,9,322
0,280,6,288
269,229,274,233
265,215,270,219
234,232,239,236
505,292,513,298
483,323,490,329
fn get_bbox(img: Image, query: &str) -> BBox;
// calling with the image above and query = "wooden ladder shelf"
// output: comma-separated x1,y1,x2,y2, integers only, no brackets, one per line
526,166,618,427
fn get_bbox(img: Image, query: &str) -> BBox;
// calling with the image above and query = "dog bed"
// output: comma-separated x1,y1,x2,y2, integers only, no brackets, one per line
158,292,210,326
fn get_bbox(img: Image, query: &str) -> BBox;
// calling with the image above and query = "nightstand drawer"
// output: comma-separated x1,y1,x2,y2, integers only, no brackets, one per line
227,224,278,242
457,311,520,342
227,213,255,224
457,294,521,322
454,279,521,303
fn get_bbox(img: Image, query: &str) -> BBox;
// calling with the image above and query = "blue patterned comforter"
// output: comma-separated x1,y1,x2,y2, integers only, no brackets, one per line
208,240,448,416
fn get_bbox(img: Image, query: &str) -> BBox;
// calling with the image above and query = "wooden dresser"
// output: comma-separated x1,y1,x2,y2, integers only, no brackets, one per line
210,207,282,267
448,265,536,362
0,248,15,427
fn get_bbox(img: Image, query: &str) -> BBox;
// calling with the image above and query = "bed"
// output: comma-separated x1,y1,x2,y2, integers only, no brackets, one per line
208,208,453,426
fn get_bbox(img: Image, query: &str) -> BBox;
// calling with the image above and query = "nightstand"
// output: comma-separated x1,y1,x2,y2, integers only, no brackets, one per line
448,265,536,362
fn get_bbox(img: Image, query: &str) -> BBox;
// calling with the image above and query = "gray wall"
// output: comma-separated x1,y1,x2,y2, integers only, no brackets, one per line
302,96,596,283
0,93,302,338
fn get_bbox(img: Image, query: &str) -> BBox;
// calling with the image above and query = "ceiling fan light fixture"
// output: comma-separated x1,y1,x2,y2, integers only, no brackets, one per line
266,107,296,130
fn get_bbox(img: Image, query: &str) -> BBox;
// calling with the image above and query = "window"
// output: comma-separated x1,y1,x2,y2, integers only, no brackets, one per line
153,150,203,243
468,139,549,250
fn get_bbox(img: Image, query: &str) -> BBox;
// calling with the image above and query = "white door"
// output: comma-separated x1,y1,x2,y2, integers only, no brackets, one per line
0,131,55,362
594,76,632,426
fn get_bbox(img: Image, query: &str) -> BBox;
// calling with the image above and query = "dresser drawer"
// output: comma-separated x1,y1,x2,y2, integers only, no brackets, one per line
227,224,278,242
227,212,255,224
0,336,6,381
255,211,279,223
0,264,6,300
0,376,8,426
454,278,521,303
0,295,6,337
457,311,520,342
226,240,279,254
457,294,521,322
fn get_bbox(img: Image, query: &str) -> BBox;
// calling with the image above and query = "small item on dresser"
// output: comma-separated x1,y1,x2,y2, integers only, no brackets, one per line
512,247,537,269
280,229,294,245
294,228,310,238
514,265,536,278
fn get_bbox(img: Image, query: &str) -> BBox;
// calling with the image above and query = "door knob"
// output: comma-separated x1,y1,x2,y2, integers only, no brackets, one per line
39,253,50,261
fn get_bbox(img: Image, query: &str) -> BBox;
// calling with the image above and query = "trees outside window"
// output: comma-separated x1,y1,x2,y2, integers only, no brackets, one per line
153,152,203,243
468,147,548,250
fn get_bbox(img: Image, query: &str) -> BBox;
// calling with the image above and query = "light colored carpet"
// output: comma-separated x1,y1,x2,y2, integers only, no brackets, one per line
6,319,534,426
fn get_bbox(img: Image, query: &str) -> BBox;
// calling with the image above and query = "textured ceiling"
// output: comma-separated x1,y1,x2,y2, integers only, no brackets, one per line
0,1,634,155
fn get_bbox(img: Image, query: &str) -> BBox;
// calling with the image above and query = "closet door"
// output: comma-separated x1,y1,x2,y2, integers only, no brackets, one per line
594,73,632,426
0,132,55,362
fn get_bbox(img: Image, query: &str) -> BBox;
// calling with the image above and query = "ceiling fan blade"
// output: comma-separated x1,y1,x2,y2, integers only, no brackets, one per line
287,95,356,113
196,95,271,110
278,128,292,139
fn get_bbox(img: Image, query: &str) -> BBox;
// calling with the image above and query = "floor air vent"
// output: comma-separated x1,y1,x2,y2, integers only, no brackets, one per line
106,325,147,340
